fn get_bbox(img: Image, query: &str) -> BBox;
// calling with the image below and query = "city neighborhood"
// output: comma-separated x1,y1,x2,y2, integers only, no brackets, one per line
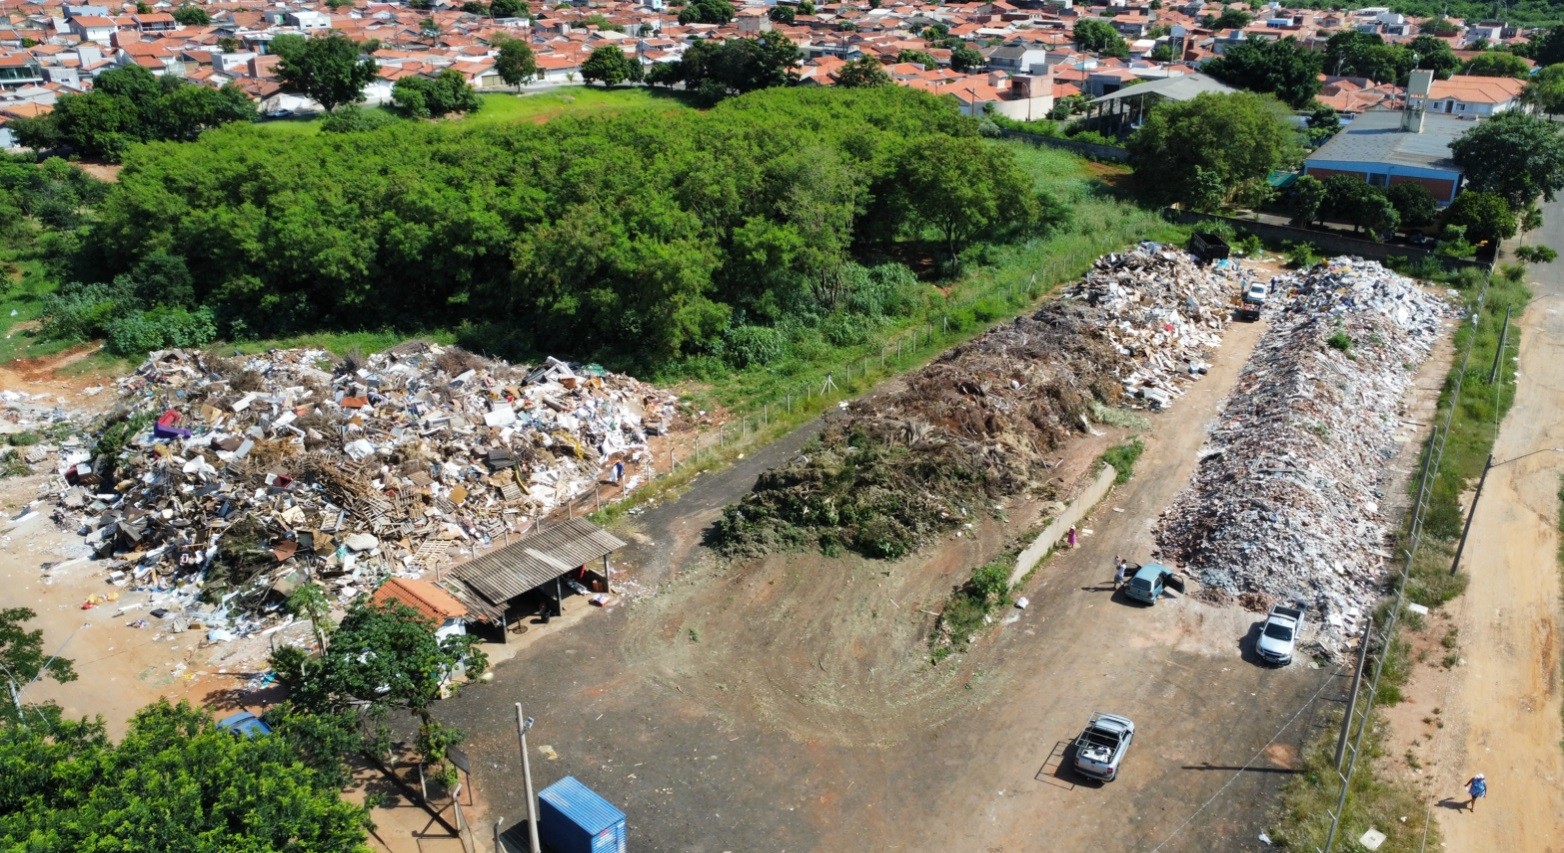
3,0,1564,851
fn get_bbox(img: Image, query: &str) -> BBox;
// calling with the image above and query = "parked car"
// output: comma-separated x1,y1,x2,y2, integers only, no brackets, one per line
1073,712,1136,782
1255,603,1306,666
217,711,272,739
1122,562,1185,605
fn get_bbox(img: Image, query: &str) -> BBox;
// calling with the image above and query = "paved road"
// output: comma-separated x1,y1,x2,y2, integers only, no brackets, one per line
1429,201,1564,851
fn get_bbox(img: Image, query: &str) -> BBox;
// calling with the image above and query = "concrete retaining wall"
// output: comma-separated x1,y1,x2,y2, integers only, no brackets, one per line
1166,209,1496,275
1010,464,1118,587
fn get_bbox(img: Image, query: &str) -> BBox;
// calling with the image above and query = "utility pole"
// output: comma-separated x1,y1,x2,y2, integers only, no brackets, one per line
516,703,541,853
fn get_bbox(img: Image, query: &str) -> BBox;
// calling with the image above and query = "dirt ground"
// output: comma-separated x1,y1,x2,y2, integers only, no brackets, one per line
439,294,1427,852
1416,218,1564,851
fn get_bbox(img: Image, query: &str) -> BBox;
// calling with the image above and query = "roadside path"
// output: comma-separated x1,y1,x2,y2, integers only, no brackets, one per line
1431,205,1564,851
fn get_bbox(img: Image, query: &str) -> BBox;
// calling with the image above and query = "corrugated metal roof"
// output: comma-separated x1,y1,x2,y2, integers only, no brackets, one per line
539,776,626,834
450,518,625,605
1089,72,1236,105
1305,109,1466,171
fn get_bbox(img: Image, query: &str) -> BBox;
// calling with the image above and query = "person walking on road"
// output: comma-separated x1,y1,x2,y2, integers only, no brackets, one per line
1465,773,1487,812
1067,525,1078,548
1114,557,1128,590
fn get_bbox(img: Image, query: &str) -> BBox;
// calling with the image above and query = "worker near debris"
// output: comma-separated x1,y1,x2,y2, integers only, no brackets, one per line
1464,773,1486,812
1114,557,1128,589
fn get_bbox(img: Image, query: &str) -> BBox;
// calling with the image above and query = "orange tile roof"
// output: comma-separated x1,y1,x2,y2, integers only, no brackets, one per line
371,577,468,622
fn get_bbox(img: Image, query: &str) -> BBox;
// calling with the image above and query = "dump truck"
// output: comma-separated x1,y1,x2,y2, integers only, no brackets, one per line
1256,603,1305,666
1073,712,1136,782
1189,231,1231,263
1232,278,1267,322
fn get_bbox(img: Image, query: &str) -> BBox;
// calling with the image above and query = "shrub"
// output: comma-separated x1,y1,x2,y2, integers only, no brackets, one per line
39,280,137,341
1101,438,1144,484
719,324,786,368
1284,241,1319,269
821,313,875,347
1326,330,1352,352
320,105,398,133
104,306,218,356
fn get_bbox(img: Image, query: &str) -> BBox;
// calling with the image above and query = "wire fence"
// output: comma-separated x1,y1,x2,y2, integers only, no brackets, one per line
1319,270,1495,851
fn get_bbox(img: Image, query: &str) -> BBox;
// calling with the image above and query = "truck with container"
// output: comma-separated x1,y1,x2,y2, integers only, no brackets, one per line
1255,603,1305,666
1232,277,1268,322
1072,712,1136,782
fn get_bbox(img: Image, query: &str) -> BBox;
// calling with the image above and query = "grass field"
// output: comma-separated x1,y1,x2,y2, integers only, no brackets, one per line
253,87,691,136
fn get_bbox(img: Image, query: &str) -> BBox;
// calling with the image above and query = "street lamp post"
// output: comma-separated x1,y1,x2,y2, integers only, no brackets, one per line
516,703,541,853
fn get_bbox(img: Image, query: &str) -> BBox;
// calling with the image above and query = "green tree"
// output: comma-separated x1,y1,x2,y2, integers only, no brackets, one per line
581,45,635,87
1205,6,1252,29
489,0,527,16
1150,41,1178,62
1408,35,1460,79
1074,19,1128,58
677,32,799,104
1287,174,1326,225
173,3,209,25
1387,181,1439,228
273,32,379,112
1443,190,1518,244
462,1,490,13
1324,31,1412,83
271,599,487,773
897,49,936,69
798,0,815,13
1450,110,1564,207
950,44,985,72
1127,92,1299,208
837,56,891,87
1530,25,1564,67
1422,16,1460,37
495,36,538,86
419,16,442,40
1523,63,1564,117
286,582,332,652
1305,100,1340,145
392,68,480,117
0,607,77,725
1462,51,1532,78
1320,175,1398,236
893,133,1040,263
0,701,370,850
1204,36,1322,108
768,4,794,23
678,0,734,24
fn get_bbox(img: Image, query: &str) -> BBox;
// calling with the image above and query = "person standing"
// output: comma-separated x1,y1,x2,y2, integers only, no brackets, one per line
1465,773,1486,812
1114,557,1128,590
1067,525,1078,548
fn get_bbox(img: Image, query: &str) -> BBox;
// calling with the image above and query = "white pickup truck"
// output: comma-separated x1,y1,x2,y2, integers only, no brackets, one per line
1256,603,1305,666
1073,712,1136,782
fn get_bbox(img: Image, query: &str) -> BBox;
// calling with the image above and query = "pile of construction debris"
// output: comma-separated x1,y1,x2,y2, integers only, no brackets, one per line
1155,259,1454,651
716,244,1242,560
46,342,677,636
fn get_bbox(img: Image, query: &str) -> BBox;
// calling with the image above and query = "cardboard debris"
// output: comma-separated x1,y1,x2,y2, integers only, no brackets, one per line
1155,259,1454,653
44,342,679,636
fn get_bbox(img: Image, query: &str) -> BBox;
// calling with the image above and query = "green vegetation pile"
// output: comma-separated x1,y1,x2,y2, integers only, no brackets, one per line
714,246,1236,560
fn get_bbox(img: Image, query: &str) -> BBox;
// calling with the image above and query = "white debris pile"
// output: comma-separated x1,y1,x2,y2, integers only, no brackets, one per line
47,342,679,634
1063,243,1247,410
1155,259,1454,652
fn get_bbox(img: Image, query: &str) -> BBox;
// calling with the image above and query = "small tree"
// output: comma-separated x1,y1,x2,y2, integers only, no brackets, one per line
494,36,538,86
1387,181,1438,228
894,133,1041,264
1320,175,1399,236
1287,175,1326,226
678,0,734,25
1461,51,1532,79
1073,19,1129,58
581,45,635,87
837,56,891,87
950,44,986,73
489,0,527,16
273,33,379,113
1127,92,1300,208
0,607,77,725
1443,190,1518,245
1523,63,1564,117
768,5,794,24
172,4,210,25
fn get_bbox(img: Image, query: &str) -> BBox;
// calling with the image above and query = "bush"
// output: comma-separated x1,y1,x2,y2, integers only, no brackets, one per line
820,313,875,347
719,324,785,368
39,279,137,341
1101,438,1144,484
1515,245,1558,264
1326,330,1352,352
320,105,398,133
1284,241,1319,269
104,306,218,356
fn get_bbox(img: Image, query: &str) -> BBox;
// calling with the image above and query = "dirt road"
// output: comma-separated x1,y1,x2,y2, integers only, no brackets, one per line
443,306,1366,852
1429,212,1564,851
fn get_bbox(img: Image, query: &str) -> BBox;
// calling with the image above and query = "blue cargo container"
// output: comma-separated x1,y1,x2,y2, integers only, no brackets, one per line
537,776,627,853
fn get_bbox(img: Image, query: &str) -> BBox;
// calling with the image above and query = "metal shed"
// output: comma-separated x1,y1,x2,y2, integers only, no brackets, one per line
443,517,625,635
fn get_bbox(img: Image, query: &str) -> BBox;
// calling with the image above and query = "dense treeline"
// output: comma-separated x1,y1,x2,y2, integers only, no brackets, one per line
70,87,1056,365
